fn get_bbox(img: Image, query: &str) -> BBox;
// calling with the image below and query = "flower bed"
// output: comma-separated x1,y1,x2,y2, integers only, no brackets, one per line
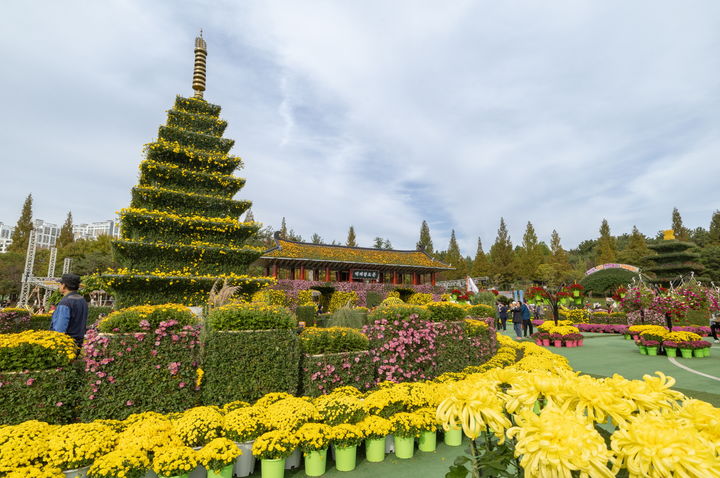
301,350,375,396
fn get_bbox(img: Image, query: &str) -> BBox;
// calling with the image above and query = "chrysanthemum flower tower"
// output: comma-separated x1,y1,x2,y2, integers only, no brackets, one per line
104,33,273,307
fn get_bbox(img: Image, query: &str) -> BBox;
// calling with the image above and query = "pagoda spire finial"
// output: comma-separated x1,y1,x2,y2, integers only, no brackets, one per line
192,31,207,99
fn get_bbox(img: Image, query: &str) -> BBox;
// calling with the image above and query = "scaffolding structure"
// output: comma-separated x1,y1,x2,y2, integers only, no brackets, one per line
16,230,72,308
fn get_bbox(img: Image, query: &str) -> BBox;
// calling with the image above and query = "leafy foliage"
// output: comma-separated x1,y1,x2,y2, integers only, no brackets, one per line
300,327,369,354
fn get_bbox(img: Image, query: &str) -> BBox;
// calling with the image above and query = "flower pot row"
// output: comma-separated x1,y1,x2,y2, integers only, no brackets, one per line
636,344,711,358
246,430,454,478
534,339,584,348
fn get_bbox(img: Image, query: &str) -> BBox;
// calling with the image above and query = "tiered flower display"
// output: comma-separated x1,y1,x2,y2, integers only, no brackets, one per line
102,95,273,307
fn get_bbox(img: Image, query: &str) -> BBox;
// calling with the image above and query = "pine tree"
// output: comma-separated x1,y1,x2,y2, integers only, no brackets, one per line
618,226,651,267
517,221,543,281
596,219,617,264
488,218,515,286
708,210,720,245
346,226,357,247
444,229,465,279
416,220,434,253
8,194,33,254
471,237,490,277
56,211,75,249
672,207,690,241
383,238,393,250
544,229,573,285
310,233,323,244
373,237,384,249
279,217,289,239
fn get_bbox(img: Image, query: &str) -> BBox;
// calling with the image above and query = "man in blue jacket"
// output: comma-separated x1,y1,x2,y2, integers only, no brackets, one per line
50,273,88,348
520,301,533,337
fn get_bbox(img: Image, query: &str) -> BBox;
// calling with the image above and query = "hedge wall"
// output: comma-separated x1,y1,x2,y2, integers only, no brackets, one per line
301,350,374,396
79,323,202,421
201,329,300,406
0,367,79,425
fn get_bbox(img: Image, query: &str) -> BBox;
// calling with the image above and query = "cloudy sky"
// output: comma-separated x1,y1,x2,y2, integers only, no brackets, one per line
2,1,719,254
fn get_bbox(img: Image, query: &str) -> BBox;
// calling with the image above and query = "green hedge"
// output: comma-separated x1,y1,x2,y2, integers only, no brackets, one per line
201,329,300,406
301,351,374,396
467,303,496,318
103,274,273,308
367,304,431,322
80,324,201,421
0,367,79,425
166,109,228,137
112,240,262,276
130,187,250,219
300,327,369,354
174,95,222,117
580,268,638,295
295,305,317,325
88,307,113,326
139,160,245,198
425,302,468,321
119,209,259,246
158,126,234,154
97,304,198,333
0,331,77,371
206,303,295,331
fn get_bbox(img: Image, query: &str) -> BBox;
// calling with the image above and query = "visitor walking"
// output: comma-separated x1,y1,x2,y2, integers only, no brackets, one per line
710,313,720,343
521,301,533,337
533,304,543,321
497,303,508,331
510,301,523,339
50,274,88,348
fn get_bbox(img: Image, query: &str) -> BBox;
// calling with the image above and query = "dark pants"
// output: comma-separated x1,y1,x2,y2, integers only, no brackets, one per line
513,321,523,337
499,317,507,330
523,320,533,337
711,323,720,340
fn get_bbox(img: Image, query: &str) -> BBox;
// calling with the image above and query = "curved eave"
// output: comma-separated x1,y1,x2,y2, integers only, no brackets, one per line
255,255,454,271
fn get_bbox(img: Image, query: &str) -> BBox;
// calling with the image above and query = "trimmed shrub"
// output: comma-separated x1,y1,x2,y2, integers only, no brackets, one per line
301,351,374,396
469,291,498,307
0,308,31,333
252,289,289,307
295,305,317,325
407,293,433,305
201,329,300,406
0,367,79,425
300,327,369,355
467,303,496,318
367,303,431,322
580,268,638,295
365,291,382,309
97,304,197,333
79,321,202,421
87,306,114,326
327,307,366,329
328,291,359,313
28,313,52,330
0,331,77,371
206,303,295,331
425,302,467,321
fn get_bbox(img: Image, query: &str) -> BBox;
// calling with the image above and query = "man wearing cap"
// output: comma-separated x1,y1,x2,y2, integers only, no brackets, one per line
51,273,88,348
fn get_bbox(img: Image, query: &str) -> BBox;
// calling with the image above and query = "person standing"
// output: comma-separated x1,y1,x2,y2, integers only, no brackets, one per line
50,274,88,348
521,301,533,337
710,313,720,344
511,301,523,339
497,302,508,331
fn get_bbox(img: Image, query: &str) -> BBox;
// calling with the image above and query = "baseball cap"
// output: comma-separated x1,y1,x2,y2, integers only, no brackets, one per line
57,273,81,290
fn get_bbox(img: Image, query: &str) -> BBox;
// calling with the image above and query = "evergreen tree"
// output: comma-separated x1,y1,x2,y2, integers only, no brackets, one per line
373,237,384,249
445,229,465,279
517,221,543,281
310,233,323,244
8,194,33,254
279,217,289,239
346,226,357,247
278,217,302,241
56,211,75,249
543,229,574,285
596,219,617,264
416,220,434,253
708,210,720,245
617,226,651,267
672,207,690,241
471,237,490,277
383,238,393,250
488,218,515,286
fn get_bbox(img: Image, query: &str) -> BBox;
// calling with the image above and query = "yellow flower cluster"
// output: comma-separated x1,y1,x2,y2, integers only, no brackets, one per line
663,331,702,342
172,407,224,447
558,308,590,323
140,159,242,189
330,424,364,447
116,414,180,453
223,406,267,443
356,416,392,439
46,423,117,470
627,325,666,335
0,330,77,363
196,437,240,472
264,397,320,431
251,430,300,460
2,466,63,478
294,423,333,452
546,325,580,336
120,206,253,231
537,320,573,332
87,447,150,478
151,445,198,476
406,293,433,305
389,412,428,438
313,393,365,426
145,138,240,171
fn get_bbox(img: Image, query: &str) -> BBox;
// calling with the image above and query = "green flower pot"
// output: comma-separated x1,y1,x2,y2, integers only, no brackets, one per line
364,438,386,462
207,464,233,478
705,348,711,357
443,428,463,446
261,458,285,478
679,348,693,358
647,346,658,356
333,445,357,472
693,349,704,358
304,449,327,477
666,347,677,358
394,436,414,459
624,334,631,340
418,431,437,452
639,345,647,355
573,290,580,297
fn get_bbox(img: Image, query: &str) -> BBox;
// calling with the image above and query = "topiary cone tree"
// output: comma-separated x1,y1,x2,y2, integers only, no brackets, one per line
103,35,273,307
645,240,706,287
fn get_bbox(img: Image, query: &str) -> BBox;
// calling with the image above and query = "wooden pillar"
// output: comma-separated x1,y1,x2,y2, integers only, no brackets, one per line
413,272,420,285
431,272,436,286
265,266,270,277
379,272,384,283
325,267,331,282
300,265,306,280
272,264,278,279
290,267,296,280
392,271,399,285
348,269,354,283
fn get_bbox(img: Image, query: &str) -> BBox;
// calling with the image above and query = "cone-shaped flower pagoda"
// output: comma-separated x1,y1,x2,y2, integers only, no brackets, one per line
104,34,273,307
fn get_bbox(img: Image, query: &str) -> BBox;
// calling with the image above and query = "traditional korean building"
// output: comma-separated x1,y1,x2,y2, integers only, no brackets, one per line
257,233,453,285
